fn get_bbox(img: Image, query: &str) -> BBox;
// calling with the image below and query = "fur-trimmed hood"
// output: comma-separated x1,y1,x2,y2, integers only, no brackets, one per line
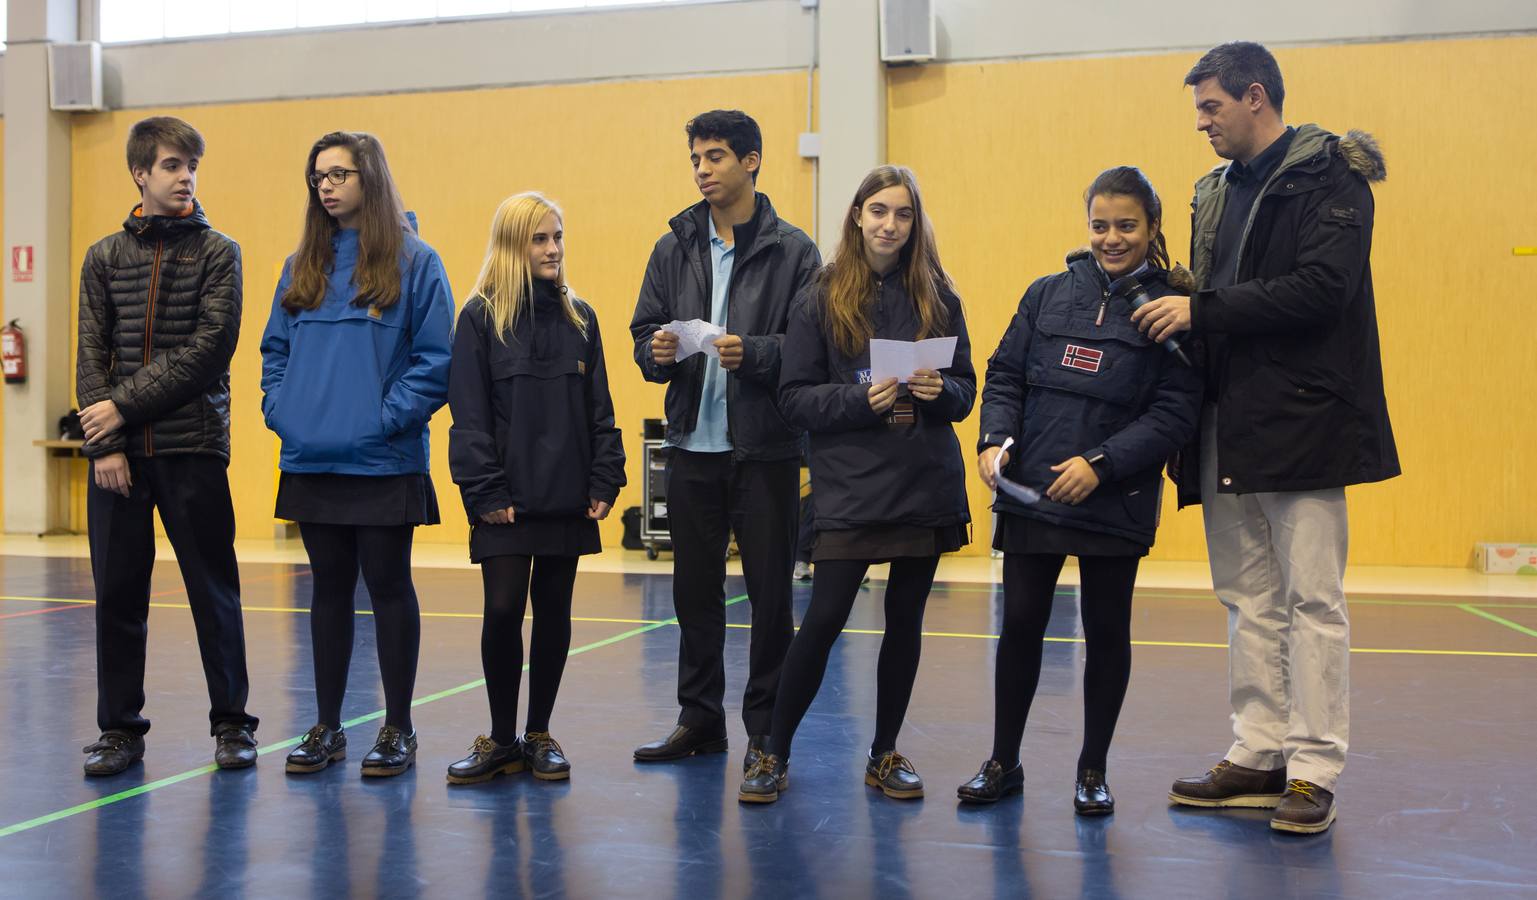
1198,124,1387,188
1337,129,1386,182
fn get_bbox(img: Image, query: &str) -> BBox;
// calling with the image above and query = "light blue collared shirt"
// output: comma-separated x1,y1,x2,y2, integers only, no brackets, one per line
669,215,734,453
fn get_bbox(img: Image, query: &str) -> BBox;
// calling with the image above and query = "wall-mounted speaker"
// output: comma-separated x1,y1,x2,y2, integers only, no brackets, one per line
880,0,936,64
48,42,105,112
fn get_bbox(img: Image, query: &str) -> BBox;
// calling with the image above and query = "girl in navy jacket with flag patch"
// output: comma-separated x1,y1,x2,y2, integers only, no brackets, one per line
259,131,453,778
444,192,625,785
956,167,1202,814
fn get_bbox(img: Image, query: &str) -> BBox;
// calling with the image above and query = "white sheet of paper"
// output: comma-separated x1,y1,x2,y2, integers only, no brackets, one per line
993,437,1041,505
913,336,958,373
663,319,726,361
868,336,958,383
868,339,911,383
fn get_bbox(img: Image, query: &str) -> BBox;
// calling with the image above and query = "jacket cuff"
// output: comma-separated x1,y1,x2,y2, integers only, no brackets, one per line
589,484,621,506
1190,290,1211,333
105,387,137,425
471,496,516,520
1082,447,1113,483
978,432,1011,454
81,436,126,460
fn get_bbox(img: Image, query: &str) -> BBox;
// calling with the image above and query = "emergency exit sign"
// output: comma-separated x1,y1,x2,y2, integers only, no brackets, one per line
10,246,33,283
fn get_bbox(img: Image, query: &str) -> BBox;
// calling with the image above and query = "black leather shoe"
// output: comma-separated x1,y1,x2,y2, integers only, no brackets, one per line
361,726,417,777
738,754,788,804
213,723,258,770
524,732,571,781
956,759,1024,804
286,724,346,774
743,735,769,775
446,735,524,785
633,725,728,762
83,730,145,776
1074,768,1115,815
1271,780,1337,834
1169,759,1287,808
865,751,924,800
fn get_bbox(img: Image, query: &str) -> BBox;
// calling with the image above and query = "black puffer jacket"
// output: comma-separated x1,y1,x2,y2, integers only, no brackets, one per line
629,194,821,461
76,202,242,461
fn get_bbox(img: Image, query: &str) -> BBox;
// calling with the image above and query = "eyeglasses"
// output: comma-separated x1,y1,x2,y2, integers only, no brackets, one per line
308,168,359,188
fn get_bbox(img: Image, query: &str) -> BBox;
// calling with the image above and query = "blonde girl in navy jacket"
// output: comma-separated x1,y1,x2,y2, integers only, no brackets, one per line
957,166,1202,813
259,131,453,778
444,192,625,785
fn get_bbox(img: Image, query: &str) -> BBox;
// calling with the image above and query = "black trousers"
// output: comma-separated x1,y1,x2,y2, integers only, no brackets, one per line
992,552,1140,773
666,450,799,735
88,454,256,736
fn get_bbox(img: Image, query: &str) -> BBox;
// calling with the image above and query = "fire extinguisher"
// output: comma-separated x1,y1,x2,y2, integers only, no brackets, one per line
1,320,26,384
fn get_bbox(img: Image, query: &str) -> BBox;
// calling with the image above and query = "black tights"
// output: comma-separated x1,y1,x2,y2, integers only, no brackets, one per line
991,552,1140,773
480,554,577,745
768,556,939,761
299,523,422,732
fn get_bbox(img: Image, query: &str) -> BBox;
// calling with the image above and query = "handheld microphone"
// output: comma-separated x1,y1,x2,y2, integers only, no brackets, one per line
1110,274,1192,367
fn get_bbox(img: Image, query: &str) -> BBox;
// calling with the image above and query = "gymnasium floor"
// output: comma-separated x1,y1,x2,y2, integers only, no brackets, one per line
0,537,1533,899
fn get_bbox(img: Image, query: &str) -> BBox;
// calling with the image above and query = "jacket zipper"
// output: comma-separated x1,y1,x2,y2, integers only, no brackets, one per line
1094,266,1110,326
722,232,784,455
143,239,164,455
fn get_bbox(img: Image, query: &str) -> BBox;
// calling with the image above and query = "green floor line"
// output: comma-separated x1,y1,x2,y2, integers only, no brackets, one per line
1457,604,1537,639
0,594,746,841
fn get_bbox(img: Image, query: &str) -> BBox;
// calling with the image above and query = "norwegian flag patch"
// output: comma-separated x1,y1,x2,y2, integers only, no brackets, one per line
1061,344,1103,374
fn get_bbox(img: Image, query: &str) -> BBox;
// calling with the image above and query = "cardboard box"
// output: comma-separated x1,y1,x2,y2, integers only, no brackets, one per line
1474,542,1537,575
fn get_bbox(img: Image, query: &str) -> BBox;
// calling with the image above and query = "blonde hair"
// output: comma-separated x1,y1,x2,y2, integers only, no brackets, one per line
470,192,587,342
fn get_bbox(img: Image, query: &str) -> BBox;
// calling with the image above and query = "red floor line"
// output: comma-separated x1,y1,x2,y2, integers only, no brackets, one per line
0,604,91,621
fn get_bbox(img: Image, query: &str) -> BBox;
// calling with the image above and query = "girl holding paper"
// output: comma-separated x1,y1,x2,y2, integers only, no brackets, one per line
957,166,1202,813
444,192,625,784
739,165,974,804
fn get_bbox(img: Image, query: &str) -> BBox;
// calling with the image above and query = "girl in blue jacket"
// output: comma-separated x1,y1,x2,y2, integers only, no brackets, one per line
956,167,1202,813
739,165,974,804
259,131,453,777
444,192,625,784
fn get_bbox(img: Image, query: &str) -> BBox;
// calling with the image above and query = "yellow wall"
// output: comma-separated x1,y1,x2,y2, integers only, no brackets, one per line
70,73,815,548
888,35,1537,566
64,34,1537,566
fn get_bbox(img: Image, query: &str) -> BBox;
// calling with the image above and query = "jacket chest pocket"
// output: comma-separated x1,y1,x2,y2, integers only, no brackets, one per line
1027,311,1154,411
489,355,585,382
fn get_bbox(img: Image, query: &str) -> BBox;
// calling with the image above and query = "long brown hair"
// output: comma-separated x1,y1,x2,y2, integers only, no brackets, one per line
819,165,953,359
281,131,409,313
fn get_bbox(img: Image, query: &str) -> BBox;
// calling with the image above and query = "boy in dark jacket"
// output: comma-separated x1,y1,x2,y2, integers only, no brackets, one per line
75,117,257,776
629,110,821,769
1133,42,1399,835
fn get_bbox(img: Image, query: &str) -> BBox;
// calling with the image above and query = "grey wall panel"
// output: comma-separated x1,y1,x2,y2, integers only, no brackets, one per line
101,0,813,109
